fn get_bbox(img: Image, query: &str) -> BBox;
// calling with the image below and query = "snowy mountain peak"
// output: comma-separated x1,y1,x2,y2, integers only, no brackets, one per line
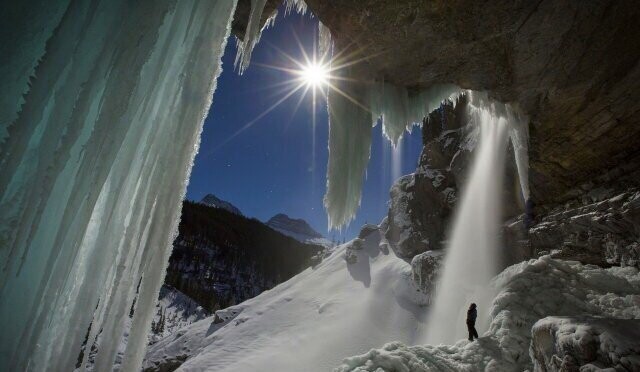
266,213,323,242
200,194,242,215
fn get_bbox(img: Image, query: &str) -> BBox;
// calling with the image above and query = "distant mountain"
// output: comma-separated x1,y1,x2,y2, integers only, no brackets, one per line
266,213,333,247
200,194,242,215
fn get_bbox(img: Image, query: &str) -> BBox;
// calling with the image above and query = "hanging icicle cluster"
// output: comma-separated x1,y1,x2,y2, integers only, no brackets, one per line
324,75,463,229
0,1,237,370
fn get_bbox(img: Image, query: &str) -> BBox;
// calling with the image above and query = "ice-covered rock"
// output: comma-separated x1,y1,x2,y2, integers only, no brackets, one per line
410,250,444,298
530,189,640,268
530,316,640,372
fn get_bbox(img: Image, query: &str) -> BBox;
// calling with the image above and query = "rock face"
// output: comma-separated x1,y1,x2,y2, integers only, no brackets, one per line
304,0,640,206
530,189,640,268
530,316,640,372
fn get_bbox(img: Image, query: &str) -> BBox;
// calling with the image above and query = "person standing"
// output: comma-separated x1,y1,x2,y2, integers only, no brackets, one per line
466,303,478,341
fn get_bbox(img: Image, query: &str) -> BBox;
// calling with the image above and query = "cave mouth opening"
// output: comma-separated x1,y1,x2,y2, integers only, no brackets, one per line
0,1,532,371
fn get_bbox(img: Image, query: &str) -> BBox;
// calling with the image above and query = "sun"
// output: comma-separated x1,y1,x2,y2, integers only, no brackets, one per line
299,62,330,87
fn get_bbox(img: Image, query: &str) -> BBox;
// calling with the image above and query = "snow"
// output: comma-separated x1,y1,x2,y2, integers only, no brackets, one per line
336,257,640,371
77,286,208,371
150,286,210,342
0,1,236,370
144,223,431,371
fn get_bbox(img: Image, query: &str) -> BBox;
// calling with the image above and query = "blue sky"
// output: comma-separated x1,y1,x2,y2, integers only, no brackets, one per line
185,9,423,240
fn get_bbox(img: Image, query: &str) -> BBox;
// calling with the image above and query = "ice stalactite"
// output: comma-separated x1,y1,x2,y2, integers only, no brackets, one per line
370,82,461,145
284,0,308,15
508,113,530,201
235,0,270,74
324,76,461,229
423,92,523,344
0,0,236,371
318,21,332,58
324,72,374,230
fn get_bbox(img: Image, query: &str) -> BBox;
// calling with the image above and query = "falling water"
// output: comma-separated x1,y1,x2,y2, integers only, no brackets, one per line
424,94,513,344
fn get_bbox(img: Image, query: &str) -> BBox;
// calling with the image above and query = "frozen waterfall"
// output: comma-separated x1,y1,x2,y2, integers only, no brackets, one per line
423,92,525,344
0,0,236,370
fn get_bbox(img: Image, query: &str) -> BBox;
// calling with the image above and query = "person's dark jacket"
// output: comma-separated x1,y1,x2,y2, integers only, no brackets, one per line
466,307,477,324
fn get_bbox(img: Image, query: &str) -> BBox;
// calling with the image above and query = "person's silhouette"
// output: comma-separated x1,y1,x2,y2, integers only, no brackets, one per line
466,303,478,341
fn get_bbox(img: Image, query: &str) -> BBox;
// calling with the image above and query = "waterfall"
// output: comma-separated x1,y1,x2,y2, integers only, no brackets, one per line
424,93,517,344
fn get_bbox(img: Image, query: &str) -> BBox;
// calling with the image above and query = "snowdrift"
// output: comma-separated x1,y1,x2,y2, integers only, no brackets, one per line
145,233,640,371
144,226,428,371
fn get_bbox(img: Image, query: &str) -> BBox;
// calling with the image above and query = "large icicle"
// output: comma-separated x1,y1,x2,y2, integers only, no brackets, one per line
235,0,269,74
324,71,373,230
370,82,461,145
0,1,237,371
324,74,462,229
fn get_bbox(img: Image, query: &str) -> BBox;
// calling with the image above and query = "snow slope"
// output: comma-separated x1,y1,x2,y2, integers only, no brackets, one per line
145,250,640,372
143,225,429,371
149,286,210,342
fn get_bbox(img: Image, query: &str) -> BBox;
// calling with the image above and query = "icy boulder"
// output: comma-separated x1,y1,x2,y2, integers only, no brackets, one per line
410,250,444,298
336,257,640,371
530,316,640,371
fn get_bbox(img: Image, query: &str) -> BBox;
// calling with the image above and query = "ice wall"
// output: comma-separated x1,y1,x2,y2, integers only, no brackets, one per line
423,92,521,344
0,1,237,370
324,77,461,229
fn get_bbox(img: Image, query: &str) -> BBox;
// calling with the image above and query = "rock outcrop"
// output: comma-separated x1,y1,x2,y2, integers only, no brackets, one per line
530,189,640,268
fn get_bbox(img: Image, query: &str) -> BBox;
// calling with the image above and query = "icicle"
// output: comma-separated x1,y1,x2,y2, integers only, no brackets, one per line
235,0,269,74
325,77,462,229
284,0,308,15
324,69,373,230
0,0,237,371
370,82,462,145
318,21,332,59
508,113,530,200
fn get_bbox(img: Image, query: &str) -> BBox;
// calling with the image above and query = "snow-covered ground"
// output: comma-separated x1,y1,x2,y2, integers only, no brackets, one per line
144,225,429,371
144,227,640,372
149,286,210,343
336,257,640,371
78,286,208,371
